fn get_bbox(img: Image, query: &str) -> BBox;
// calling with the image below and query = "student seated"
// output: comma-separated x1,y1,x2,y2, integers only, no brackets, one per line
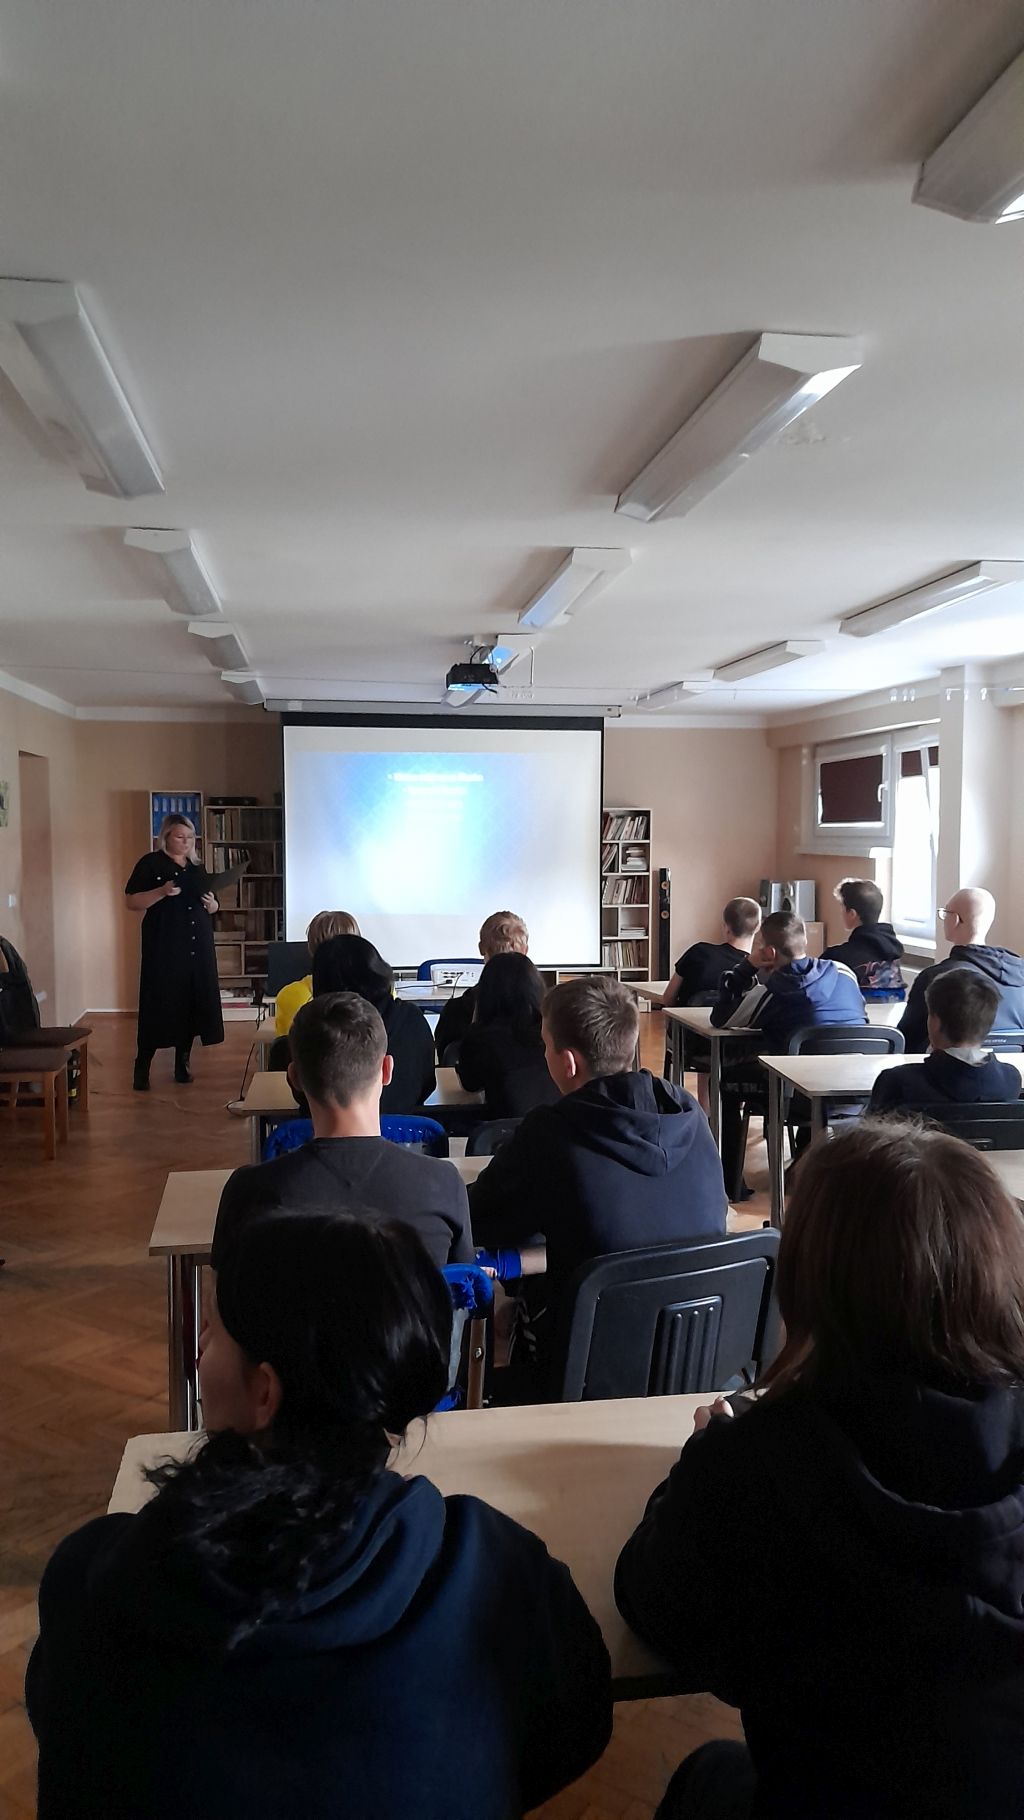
215,992,472,1269
28,1211,612,1819
899,887,1024,1052
615,1120,1024,1820
660,896,762,1008
821,877,905,993
273,909,360,1035
434,910,529,1061
271,934,436,1113
469,975,727,1372
869,968,1021,1115
456,952,560,1118
712,912,866,1197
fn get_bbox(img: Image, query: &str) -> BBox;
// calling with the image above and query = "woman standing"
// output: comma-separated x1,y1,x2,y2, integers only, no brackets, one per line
124,814,223,1090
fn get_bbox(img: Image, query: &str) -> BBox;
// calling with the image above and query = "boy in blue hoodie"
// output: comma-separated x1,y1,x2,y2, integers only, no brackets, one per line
870,968,1022,1115
712,911,866,1196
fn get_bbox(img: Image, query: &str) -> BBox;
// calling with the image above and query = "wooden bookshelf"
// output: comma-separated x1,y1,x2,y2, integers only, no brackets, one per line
204,801,283,998
601,807,651,982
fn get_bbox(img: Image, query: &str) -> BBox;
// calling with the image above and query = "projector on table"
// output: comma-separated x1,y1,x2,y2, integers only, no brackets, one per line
430,963,483,988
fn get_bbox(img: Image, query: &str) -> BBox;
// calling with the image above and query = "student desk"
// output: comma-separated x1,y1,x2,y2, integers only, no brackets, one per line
109,1393,709,1696
229,1068,483,1162
151,1155,494,1429
663,1004,906,1152
992,1154,1024,1205
632,981,670,1005
759,1052,1024,1228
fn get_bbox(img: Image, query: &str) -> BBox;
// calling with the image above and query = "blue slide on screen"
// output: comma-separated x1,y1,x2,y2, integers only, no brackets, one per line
283,721,602,967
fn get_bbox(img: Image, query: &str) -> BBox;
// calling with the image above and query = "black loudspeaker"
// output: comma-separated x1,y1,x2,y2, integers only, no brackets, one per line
657,868,671,979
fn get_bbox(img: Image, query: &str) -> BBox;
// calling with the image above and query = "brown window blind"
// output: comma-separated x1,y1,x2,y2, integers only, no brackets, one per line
819,752,884,824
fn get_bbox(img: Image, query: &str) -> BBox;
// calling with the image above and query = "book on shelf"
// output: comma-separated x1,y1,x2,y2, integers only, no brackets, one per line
601,875,650,907
601,843,617,874
602,939,648,970
207,807,282,842
601,811,650,844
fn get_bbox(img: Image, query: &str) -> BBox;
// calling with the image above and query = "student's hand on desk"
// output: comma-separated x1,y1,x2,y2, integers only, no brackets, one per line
693,1397,734,1433
201,893,219,913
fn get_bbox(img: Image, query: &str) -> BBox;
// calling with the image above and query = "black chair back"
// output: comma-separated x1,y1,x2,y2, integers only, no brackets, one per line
928,1101,1024,1151
787,1024,905,1057
554,1230,781,1403
988,1030,1024,1053
440,1042,462,1067
466,1117,522,1156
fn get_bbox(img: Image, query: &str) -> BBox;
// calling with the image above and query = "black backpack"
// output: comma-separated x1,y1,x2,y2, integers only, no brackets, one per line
0,938,41,1041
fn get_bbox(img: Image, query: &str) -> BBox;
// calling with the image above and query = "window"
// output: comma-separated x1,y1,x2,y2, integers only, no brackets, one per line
890,739,939,942
812,737,889,842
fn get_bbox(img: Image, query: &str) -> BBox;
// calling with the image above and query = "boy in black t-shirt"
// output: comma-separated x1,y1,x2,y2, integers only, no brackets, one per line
660,897,761,1109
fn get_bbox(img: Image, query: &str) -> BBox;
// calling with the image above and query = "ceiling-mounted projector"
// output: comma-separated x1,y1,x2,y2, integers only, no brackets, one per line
446,661,498,689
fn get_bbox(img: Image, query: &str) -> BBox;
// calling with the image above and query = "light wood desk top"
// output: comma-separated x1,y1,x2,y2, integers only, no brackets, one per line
665,1003,903,1037
110,1394,708,1689
992,1154,1024,1204
231,1068,481,1119
633,981,670,1005
760,1052,1024,1098
150,1155,493,1259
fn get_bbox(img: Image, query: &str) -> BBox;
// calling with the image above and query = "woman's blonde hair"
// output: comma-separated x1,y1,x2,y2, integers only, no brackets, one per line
306,910,361,953
157,814,201,865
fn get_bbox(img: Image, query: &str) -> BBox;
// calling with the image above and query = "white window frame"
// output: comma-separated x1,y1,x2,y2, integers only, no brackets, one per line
889,728,940,946
801,735,891,856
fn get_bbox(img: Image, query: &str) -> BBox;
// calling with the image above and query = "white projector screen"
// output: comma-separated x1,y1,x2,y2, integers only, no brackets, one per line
283,719,603,968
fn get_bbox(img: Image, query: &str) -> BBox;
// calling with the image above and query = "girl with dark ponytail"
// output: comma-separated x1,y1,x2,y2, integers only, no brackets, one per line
28,1211,611,1820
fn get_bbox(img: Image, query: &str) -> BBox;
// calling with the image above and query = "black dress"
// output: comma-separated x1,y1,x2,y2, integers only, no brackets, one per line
124,853,224,1055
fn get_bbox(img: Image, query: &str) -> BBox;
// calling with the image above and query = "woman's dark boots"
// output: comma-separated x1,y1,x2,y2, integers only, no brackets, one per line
174,1047,194,1085
133,1053,151,1092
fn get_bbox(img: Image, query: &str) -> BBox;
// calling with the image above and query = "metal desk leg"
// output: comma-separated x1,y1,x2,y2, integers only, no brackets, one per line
250,1117,262,1165
669,1021,684,1088
768,1073,786,1229
708,1037,722,1150
168,1253,203,1432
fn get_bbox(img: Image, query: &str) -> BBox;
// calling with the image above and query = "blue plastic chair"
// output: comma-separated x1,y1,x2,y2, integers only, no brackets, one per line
438,1264,494,1410
262,1113,449,1162
416,958,478,982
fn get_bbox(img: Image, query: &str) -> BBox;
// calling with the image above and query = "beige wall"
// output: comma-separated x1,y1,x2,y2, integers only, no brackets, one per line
0,683,282,1019
774,744,876,947
604,725,778,972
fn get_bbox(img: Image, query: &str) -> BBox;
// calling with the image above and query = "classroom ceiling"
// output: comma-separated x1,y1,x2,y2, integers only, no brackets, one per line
0,0,1022,723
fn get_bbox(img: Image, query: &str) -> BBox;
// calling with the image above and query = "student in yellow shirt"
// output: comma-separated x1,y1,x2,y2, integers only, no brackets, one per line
274,911,361,1035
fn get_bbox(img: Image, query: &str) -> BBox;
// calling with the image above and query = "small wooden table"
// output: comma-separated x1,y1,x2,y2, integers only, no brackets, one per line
109,1393,709,1696
0,1046,69,1160
151,1153,494,1429
4,1026,91,1111
759,1052,1024,1227
230,1068,484,1162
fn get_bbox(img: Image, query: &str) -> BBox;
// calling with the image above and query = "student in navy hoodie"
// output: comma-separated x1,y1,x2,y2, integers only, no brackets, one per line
616,1120,1024,1819
821,878,905,994
869,968,1021,1116
899,887,1024,1053
27,1211,612,1820
711,911,866,1196
469,974,727,1385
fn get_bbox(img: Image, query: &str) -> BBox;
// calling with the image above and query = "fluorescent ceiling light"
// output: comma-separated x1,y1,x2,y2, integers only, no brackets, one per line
840,561,1024,638
713,639,825,682
615,333,862,524
635,677,715,710
518,549,632,630
913,50,1024,223
124,528,222,618
187,619,249,672
221,671,264,706
0,279,163,498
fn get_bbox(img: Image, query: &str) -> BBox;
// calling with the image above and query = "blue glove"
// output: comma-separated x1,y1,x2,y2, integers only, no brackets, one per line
475,1247,523,1282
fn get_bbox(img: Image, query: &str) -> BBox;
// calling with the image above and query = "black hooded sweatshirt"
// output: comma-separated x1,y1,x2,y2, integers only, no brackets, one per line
821,921,904,988
869,1048,1022,1114
899,946,1024,1053
616,1377,1024,1818
27,1470,611,1820
468,1070,727,1307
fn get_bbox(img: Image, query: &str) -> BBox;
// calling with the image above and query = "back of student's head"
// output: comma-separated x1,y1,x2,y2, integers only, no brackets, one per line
475,951,545,1034
834,878,883,926
290,991,387,1106
761,911,806,959
152,1210,451,1643
312,934,393,1017
478,910,529,961
925,968,1000,1046
723,896,761,939
306,909,361,953
543,974,639,1077
770,1119,1024,1394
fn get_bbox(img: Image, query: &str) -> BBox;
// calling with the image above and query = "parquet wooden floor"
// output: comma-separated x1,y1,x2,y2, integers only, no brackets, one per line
0,1012,756,1819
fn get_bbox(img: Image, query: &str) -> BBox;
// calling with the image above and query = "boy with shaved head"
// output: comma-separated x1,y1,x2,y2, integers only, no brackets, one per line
898,888,1024,1052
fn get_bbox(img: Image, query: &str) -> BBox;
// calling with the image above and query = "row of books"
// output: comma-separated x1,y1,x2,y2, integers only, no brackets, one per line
239,878,284,909
602,811,650,843
602,939,649,969
208,842,278,868
207,808,282,842
602,876,649,906
620,844,649,872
